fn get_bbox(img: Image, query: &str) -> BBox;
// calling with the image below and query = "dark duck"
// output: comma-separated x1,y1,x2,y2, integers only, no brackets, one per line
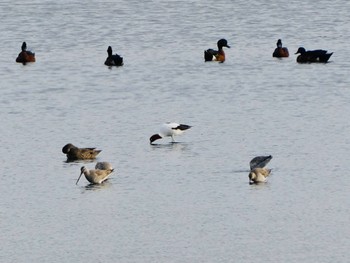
295,47,333,63
104,46,123,66
62,143,102,161
272,39,289,58
204,39,230,63
16,42,35,64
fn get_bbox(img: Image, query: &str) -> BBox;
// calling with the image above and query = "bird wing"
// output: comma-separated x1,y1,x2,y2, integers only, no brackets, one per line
173,124,191,131
205,49,219,56
95,169,113,181
250,155,272,170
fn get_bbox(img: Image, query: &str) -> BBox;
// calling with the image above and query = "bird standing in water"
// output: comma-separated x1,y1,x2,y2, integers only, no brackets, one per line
150,122,192,144
248,155,273,184
76,165,114,185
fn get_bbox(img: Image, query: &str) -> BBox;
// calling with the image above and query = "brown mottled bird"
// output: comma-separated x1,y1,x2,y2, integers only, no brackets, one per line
62,143,101,161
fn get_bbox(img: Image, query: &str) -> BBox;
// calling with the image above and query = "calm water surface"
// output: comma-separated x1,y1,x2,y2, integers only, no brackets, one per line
1,0,350,262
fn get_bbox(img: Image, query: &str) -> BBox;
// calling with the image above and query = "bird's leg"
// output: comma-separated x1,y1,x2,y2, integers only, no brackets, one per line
171,135,175,143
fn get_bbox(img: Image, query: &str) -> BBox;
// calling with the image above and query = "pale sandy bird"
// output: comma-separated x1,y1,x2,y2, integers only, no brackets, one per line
76,166,114,185
249,155,272,170
62,143,102,161
150,122,191,144
249,167,271,184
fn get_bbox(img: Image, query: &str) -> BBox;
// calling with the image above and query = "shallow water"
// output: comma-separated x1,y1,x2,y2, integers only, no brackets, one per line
1,0,350,262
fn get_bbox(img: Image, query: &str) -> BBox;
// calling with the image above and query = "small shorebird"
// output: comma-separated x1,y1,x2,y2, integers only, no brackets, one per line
76,166,114,185
150,122,191,144
249,155,273,170
248,155,272,184
249,167,271,184
62,143,102,161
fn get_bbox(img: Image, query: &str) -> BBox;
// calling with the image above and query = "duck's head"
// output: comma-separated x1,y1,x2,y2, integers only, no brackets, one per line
248,171,256,183
277,39,282,48
217,39,230,49
62,143,76,153
80,166,87,174
21,42,27,51
150,134,162,144
107,46,113,56
295,47,306,54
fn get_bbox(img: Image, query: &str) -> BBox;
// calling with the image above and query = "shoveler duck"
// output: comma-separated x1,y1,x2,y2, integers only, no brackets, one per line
204,39,230,63
104,46,123,66
295,47,333,63
150,122,192,144
16,42,35,64
62,143,102,161
272,39,289,58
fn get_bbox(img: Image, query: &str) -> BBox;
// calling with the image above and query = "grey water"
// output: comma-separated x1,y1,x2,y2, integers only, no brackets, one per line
1,0,350,262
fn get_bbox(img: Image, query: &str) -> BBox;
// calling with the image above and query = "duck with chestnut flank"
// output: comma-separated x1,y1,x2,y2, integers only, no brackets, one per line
204,39,230,62
16,42,35,64
272,39,289,58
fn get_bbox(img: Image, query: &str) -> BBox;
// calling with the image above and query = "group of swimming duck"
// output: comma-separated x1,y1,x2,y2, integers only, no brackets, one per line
204,38,333,63
15,42,123,66
16,38,333,65
272,39,333,62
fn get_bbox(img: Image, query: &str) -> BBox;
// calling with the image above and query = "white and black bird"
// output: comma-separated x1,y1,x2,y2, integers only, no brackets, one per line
150,122,191,144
